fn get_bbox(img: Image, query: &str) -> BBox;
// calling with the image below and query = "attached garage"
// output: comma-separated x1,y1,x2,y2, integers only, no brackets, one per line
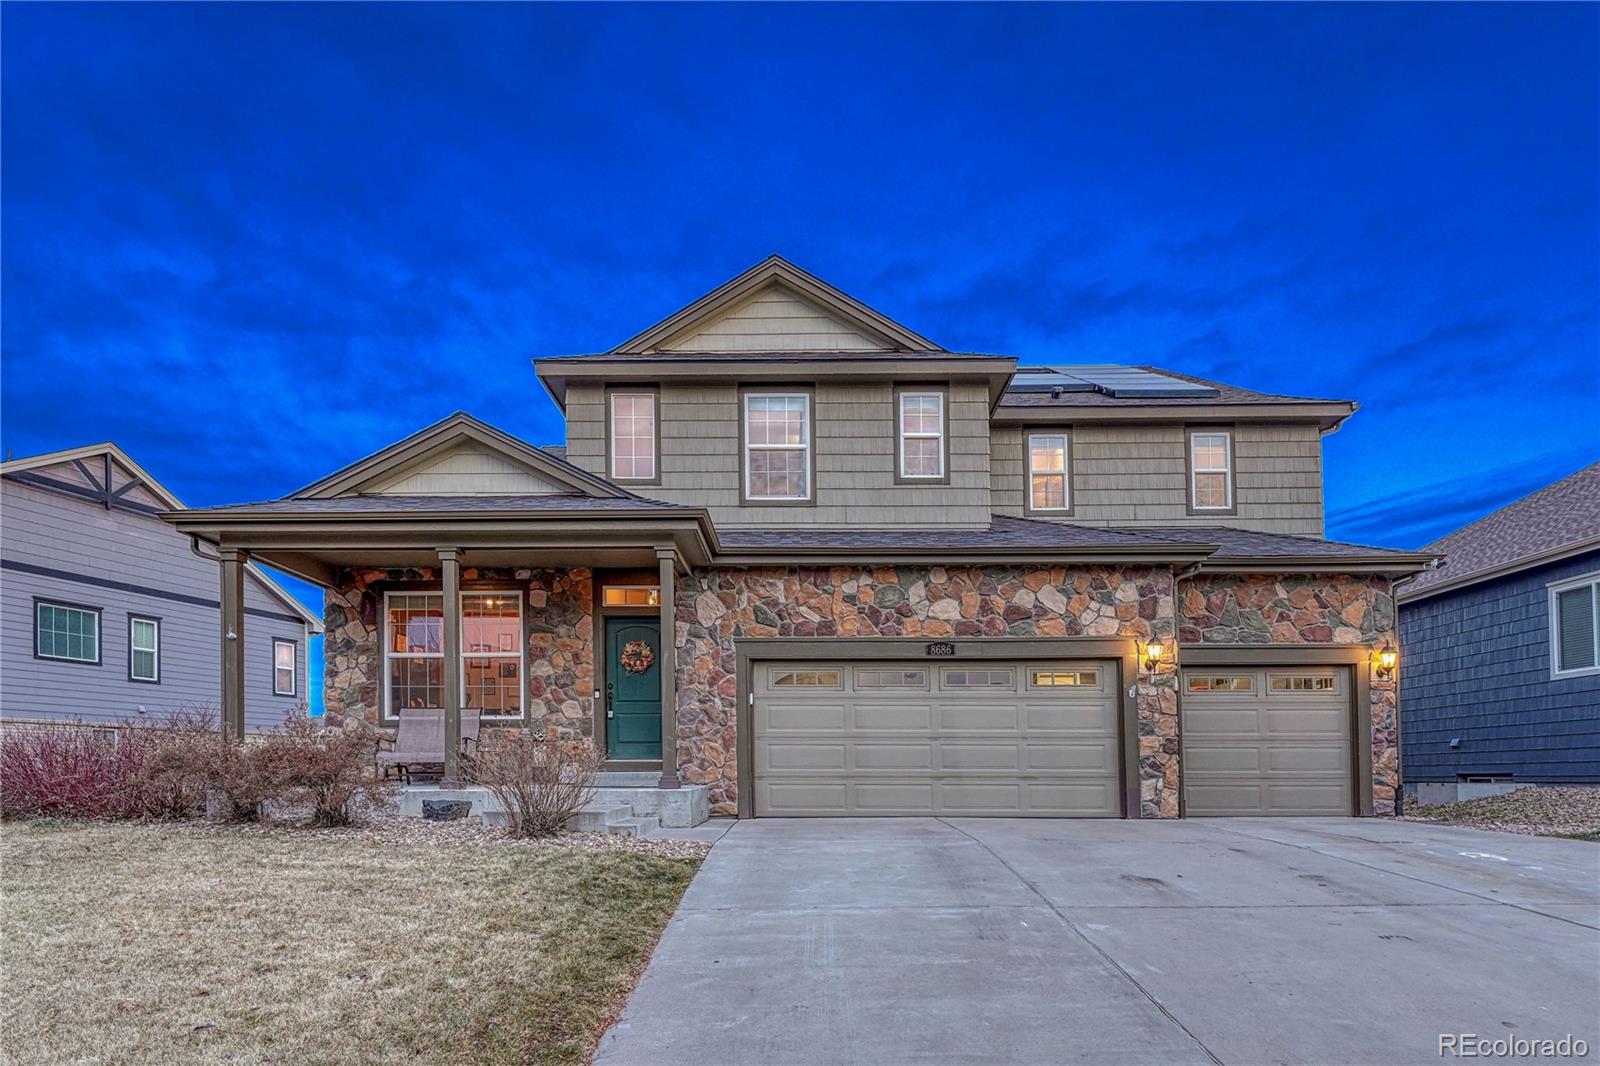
1180,665,1356,816
750,658,1123,817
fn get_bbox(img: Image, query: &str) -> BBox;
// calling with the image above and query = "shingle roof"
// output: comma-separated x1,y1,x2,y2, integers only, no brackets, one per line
538,350,1008,363
1135,526,1421,560
178,494,689,517
1399,462,1600,601
998,366,1347,409
716,515,1199,553
538,445,567,461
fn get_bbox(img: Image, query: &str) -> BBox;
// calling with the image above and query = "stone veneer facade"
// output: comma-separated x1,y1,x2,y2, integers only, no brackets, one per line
323,563,1398,819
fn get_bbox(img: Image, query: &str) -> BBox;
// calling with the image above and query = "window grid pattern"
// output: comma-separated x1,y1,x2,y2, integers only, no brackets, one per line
130,618,159,682
1028,433,1070,511
898,392,945,478
770,669,841,688
943,668,1015,689
1031,670,1099,687
37,603,98,663
745,394,810,500
603,586,660,607
461,592,521,718
855,668,929,689
386,593,444,716
610,394,656,480
1190,432,1233,510
1269,674,1336,692
1187,675,1254,692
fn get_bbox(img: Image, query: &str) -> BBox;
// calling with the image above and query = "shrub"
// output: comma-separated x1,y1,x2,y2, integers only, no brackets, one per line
126,708,221,820
0,722,147,820
262,713,396,827
468,733,601,838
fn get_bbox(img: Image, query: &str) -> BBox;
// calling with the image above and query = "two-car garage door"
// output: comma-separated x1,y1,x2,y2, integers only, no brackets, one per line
752,660,1122,817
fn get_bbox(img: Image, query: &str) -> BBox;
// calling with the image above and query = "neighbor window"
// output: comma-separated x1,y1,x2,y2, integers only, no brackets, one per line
1189,431,1233,510
1027,433,1070,512
35,600,100,664
609,392,657,481
273,639,297,697
460,592,522,719
897,391,945,479
744,393,811,501
1550,573,1600,678
129,616,160,683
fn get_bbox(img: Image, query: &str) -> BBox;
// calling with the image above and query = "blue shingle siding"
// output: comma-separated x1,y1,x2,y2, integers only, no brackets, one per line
1400,550,1600,784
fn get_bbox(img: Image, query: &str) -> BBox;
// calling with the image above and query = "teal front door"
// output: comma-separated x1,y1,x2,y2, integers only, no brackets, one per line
605,617,662,760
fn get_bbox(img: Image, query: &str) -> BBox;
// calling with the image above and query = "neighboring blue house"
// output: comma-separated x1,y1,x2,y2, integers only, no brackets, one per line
1399,462,1600,803
0,443,324,733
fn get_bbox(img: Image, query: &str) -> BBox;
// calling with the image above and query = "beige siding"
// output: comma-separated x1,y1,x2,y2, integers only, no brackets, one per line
366,444,571,496
657,285,887,352
565,381,992,528
991,423,1325,536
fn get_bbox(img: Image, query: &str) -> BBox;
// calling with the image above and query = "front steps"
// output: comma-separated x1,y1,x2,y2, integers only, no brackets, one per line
397,775,711,838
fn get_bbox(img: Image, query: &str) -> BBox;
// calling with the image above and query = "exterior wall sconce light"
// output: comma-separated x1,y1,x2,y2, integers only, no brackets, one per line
1140,640,1166,681
1372,640,1397,681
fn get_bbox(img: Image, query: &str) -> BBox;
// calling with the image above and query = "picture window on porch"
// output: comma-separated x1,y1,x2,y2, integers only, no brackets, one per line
383,591,523,720
603,585,661,608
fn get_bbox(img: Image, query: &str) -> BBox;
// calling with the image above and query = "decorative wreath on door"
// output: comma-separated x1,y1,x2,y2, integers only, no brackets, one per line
620,640,655,674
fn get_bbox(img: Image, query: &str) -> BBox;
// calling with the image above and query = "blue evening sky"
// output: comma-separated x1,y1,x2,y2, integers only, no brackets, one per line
4,4,1597,713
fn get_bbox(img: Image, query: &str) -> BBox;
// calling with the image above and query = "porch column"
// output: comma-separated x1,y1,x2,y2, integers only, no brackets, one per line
656,547,680,789
218,548,247,743
439,548,463,787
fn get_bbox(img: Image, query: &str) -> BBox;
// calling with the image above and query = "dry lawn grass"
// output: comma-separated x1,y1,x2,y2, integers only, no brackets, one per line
1,820,701,1065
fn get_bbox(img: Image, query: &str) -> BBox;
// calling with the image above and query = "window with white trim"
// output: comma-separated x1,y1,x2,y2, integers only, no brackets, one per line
1189,431,1233,510
898,391,945,479
461,591,522,718
130,617,160,683
273,639,297,697
744,393,811,500
1027,433,1070,512
385,592,443,718
1550,573,1600,678
36,601,99,664
609,392,657,481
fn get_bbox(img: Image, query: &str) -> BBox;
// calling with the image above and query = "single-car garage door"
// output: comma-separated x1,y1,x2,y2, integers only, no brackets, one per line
1181,666,1353,816
752,660,1121,817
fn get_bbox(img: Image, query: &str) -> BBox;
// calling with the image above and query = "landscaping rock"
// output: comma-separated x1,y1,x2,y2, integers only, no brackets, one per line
421,800,473,822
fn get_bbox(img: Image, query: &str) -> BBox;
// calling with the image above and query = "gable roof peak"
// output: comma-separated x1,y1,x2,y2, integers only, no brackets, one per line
610,255,942,355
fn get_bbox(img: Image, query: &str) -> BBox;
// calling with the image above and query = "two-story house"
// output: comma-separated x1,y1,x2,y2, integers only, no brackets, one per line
168,257,1431,819
1,443,322,733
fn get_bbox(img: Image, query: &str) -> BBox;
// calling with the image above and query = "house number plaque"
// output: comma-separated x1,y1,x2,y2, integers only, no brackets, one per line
925,641,956,657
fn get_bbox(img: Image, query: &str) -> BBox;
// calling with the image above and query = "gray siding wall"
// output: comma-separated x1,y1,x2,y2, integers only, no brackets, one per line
566,381,993,528
0,479,310,732
1400,551,1600,784
991,422,1325,535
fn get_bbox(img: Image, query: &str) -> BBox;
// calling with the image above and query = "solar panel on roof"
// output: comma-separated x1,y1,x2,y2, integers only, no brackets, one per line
1051,365,1219,398
1009,369,1097,393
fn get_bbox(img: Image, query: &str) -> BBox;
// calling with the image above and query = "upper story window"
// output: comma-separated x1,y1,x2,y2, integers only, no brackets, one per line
897,390,946,480
1550,572,1600,679
744,392,811,501
273,639,298,697
130,616,160,683
1189,430,1234,511
1027,432,1071,512
609,391,658,482
36,600,100,665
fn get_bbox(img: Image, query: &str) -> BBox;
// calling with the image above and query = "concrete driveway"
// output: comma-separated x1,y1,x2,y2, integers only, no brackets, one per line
595,818,1600,1066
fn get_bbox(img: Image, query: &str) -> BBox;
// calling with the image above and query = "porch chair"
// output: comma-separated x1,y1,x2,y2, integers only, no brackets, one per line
376,707,482,783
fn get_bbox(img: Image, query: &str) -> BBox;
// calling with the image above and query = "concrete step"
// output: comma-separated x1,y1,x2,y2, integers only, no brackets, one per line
589,786,664,817
595,771,661,787
568,804,649,836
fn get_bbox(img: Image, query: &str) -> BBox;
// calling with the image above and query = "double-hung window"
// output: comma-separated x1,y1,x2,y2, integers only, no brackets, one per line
897,390,945,480
1027,432,1071,512
273,639,298,697
383,591,523,720
1189,430,1234,511
1550,572,1600,679
130,616,160,683
609,392,657,482
35,600,100,664
744,393,811,501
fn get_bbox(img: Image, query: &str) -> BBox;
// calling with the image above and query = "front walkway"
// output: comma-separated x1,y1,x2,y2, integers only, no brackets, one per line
594,818,1600,1065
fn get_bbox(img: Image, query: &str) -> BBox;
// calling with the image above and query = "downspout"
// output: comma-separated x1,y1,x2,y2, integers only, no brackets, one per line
190,536,222,564
1388,574,1403,817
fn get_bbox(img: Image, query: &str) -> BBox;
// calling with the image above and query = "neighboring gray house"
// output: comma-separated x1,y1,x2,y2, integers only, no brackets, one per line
0,444,323,733
1399,462,1600,803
